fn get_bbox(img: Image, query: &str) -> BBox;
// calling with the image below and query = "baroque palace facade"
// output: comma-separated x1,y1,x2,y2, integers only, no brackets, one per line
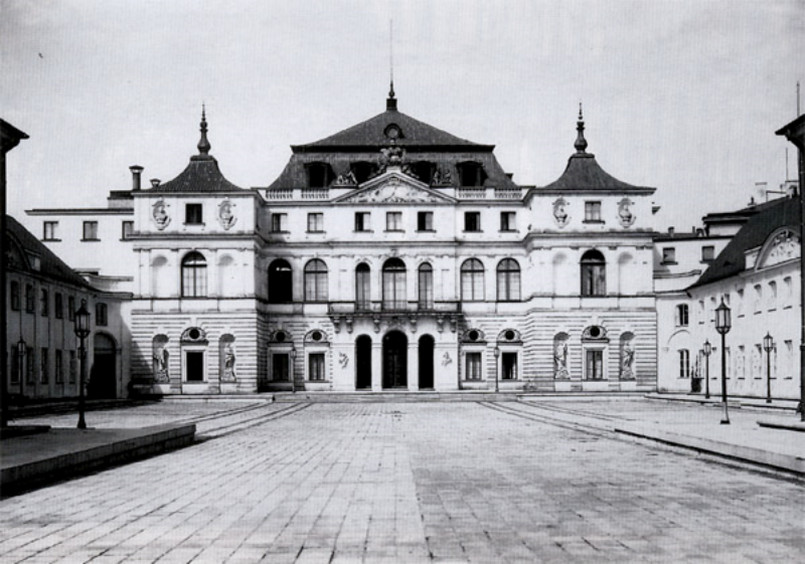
21,92,660,394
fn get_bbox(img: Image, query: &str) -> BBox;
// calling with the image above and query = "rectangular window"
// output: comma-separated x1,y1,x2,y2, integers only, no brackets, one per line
185,203,203,224
502,352,518,380
308,353,325,381
122,221,134,239
10,346,20,384
662,247,677,264
768,281,777,310
55,292,63,319
40,288,49,317
584,201,602,222
55,350,64,384
25,284,35,313
26,347,34,384
270,213,287,233
82,221,99,240
386,212,403,231
783,276,793,308
464,211,481,232
354,212,370,232
272,353,290,381
307,212,324,232
679,350,690,378
465,352,482,380
585,349,604,380
500,211,516,232
785,340,793,378
43,221,59,240
69,350,77,384
417,211,434,231
676,304,689,326
10,281,20,311
96,302,108,326
753,284,762,313
68,296,76,321
185,351,204,381
701,245,715,262
40,347,49,384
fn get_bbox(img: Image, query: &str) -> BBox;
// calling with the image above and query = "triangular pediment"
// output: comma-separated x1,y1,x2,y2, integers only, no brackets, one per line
334,169,456,204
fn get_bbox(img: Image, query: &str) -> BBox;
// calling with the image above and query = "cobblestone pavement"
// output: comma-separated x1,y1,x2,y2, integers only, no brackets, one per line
1,402,803,563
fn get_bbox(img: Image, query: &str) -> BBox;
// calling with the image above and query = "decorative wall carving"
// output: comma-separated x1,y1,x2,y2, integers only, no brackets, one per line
761,229,799,268
617,197,635,227
218,199,237,230
552,197,570,228
152,199,170,230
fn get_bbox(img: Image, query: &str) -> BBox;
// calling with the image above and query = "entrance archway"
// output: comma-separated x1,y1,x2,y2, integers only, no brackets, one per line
89,333,117,399
355,335,372,389
382,331,407,388
419,335,434,389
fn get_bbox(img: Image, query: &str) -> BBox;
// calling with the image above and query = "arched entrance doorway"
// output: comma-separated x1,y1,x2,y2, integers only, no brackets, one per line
355,335,372,390
419,335,434,389
89,333,117,399
382,331,407,389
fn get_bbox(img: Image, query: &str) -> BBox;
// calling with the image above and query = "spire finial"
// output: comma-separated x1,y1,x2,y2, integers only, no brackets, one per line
387,19,397,111
197,104,211,156
574,102,588,153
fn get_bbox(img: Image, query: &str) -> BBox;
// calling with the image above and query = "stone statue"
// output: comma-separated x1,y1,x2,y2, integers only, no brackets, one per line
620,342,635,379
223,344,236,381
153,346,169,383
554,342,569,378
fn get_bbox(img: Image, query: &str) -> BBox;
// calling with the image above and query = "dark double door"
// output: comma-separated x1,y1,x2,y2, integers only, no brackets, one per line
355,332,434,390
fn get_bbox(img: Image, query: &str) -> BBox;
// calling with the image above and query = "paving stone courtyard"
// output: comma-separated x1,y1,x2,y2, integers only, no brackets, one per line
1,401,803,562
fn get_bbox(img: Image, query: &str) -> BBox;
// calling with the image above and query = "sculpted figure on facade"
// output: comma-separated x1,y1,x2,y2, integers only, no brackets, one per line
554,342,569,378
153,343,170,383
334,171,357,186
620,341,635,379
222,344,236,381
617,197,635,227
552,197,570,228
152,199,170,230
218,199,237,230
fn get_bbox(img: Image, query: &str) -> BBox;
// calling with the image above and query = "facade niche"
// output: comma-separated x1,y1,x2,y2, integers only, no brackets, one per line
220,334,236,382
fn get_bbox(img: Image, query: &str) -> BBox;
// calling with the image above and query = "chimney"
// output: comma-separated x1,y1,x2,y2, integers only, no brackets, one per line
129,165,143,190
668,226,675,236
150,178,161,188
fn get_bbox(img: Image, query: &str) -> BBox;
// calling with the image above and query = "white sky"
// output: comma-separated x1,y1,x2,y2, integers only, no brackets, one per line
2,0,803,232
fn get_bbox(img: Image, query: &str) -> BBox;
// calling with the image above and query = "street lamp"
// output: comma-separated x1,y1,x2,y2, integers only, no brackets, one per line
290,346,297,393
17,337,26,399
702,339,712,400
715,299,731,424
493,346,500,393
73,299,91,430
763,332,775,404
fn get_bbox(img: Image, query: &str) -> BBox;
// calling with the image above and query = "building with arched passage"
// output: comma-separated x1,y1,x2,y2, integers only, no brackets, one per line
21,93,660,395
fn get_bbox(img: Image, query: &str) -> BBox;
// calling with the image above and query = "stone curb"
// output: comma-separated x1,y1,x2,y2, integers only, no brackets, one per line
0,423,196,498
613,424,805,476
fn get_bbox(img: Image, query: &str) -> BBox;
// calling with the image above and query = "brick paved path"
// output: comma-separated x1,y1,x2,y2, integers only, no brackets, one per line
1,402,803,562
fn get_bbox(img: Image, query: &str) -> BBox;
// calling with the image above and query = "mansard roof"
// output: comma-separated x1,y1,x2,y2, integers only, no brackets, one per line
540,109,654,194
5,215,92,289
151,108,243,194
689,196,800,290
268,94,517,191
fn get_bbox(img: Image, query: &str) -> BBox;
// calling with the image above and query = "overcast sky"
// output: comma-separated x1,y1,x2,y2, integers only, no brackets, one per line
2,0,803,232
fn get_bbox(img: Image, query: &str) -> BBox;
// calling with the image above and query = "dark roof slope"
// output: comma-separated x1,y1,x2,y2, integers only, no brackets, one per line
151,108,243,193
5,215,93,289
689,196,800,289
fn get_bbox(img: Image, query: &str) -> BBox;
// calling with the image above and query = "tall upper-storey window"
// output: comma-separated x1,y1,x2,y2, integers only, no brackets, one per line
354,212,371,232
382,258,406,310
181,251,207,297
496,259,521,301
676,304,689,326
584,202,602,223
43,221,59,241
185,204,203,225
580,250,606,296
82,221,99,241
304,259,328,302
464,212,481,232
355,263,371,310
268,259,293,303
418,263,433,309
461,259,485,301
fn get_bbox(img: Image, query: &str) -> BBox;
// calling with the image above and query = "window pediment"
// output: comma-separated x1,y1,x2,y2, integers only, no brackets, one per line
334,172,455,205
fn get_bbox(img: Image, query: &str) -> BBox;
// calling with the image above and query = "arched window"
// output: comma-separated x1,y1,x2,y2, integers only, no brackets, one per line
181,251,207,297
461,258,484,301
496,258,520,301
418,263,433,309
268,259,293,303
355,263,370,310
580,249,606,297
304,259,328,302
382,258,406,310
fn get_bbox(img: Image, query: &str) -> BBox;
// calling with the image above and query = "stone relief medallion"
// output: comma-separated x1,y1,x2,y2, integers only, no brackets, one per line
218,199,237,230
763,229,799,267
552,197,570,228
152,199,171,230
617,197,635,227
338,352,349,368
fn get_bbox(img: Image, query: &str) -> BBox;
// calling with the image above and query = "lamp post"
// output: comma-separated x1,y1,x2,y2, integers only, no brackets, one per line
702,340,712,400
763,332,775,404
715,299,731,424
17,337,26,399
493,346,500,393
290,346,297,393
73,299,91,430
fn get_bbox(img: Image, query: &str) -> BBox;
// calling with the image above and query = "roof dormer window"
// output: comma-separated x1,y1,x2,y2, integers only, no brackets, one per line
456,161,487,187
306,162,334,188
350,161,378,184
408,161,436,184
